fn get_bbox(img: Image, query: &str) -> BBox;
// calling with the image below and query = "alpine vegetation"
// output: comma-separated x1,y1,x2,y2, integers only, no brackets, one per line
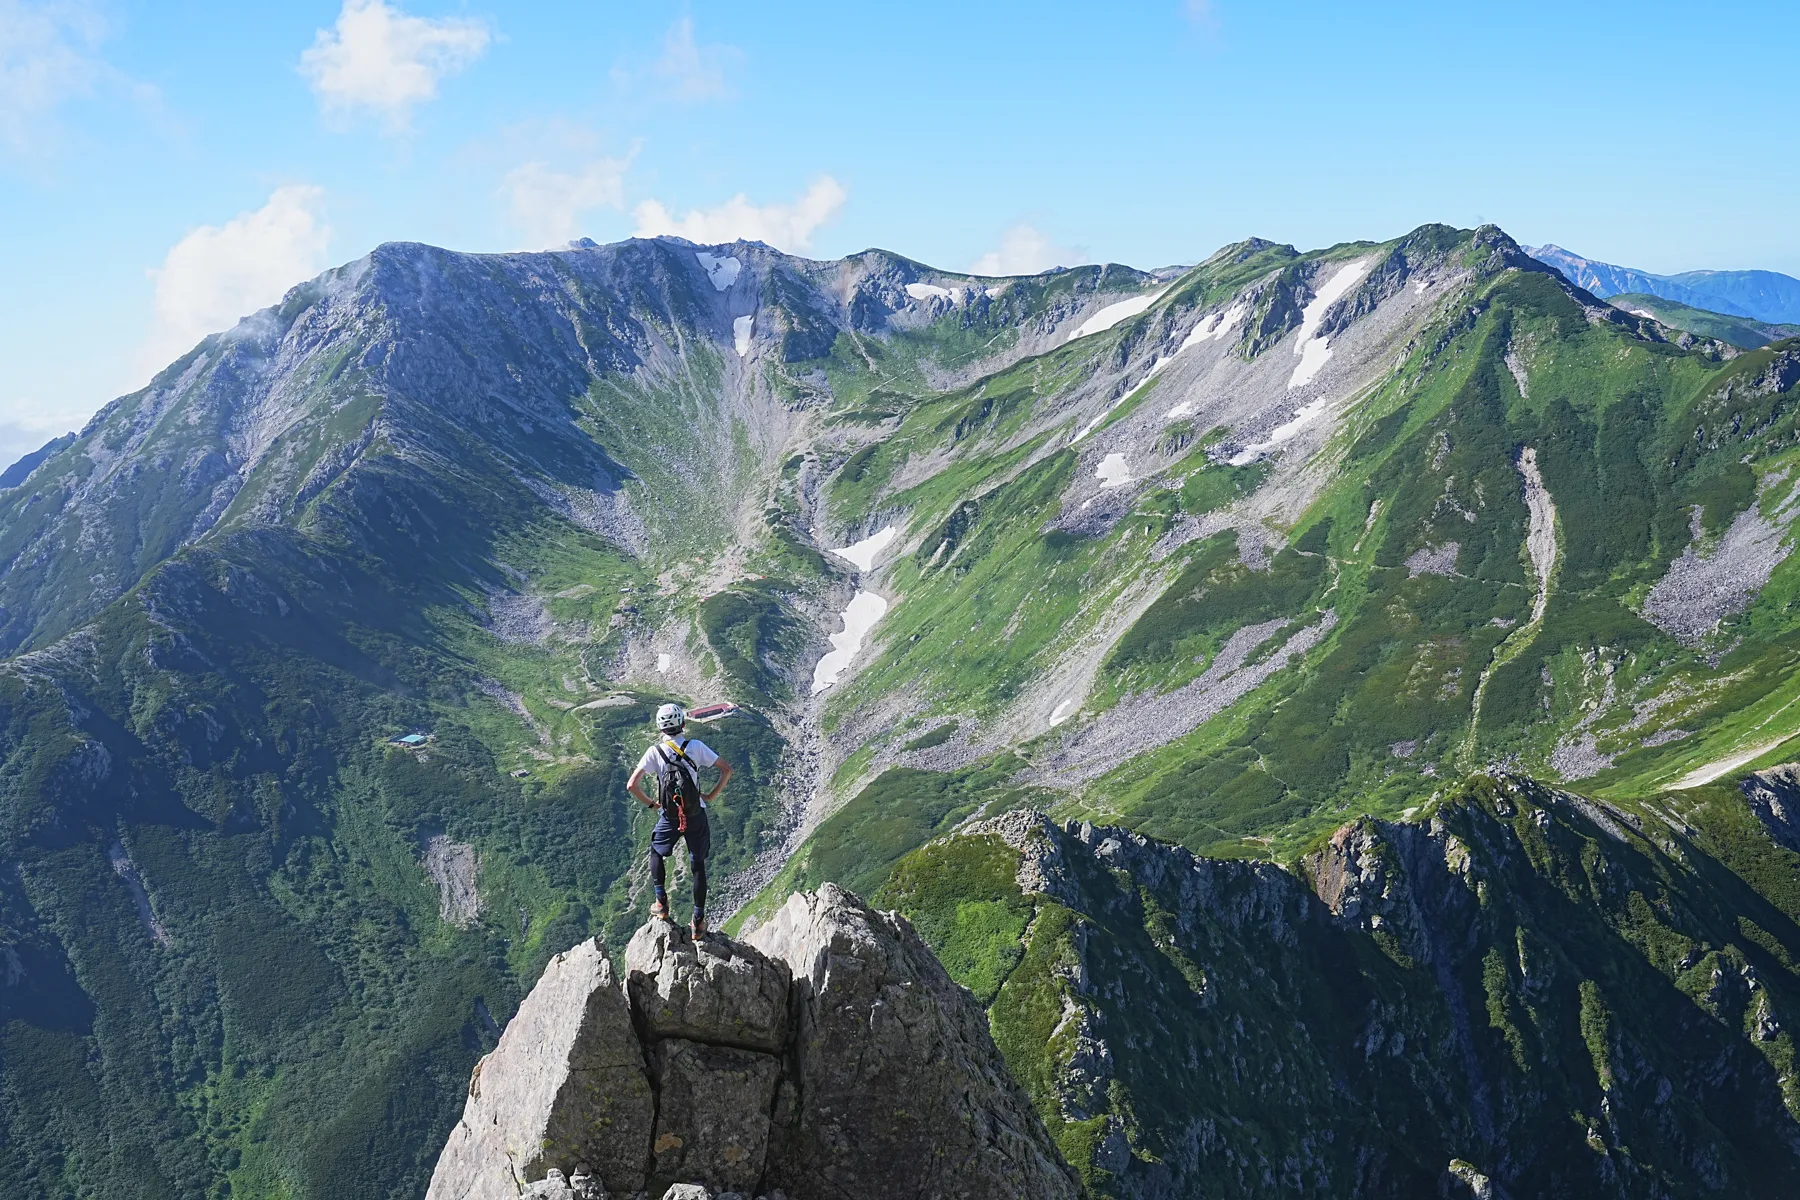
4,224,1800,1198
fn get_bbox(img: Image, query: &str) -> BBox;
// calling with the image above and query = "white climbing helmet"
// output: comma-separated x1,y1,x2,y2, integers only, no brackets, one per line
656,702,686,732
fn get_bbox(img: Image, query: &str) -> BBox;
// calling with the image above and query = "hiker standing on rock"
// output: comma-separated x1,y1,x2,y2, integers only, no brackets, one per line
626,703,732,938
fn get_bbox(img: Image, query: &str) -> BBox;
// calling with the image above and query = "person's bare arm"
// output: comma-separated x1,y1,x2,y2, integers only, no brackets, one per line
704,759,733,802
626,765,657,807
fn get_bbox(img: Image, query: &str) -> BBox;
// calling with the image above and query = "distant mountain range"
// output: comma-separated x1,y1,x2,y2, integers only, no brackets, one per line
1530,243,1800,324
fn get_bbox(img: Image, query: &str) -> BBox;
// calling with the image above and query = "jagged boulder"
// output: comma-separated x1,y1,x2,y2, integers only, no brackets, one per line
426,939,653,1200
747,883,1080,1200
626,920,790,1052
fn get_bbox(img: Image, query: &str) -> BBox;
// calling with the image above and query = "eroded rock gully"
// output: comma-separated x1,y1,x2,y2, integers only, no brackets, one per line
426,884,1078,1200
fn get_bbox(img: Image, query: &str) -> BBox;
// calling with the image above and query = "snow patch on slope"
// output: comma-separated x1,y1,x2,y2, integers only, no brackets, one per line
1072,406,1117,444
695,251,741,291
1140,301,1251,390
812,591,889,693
830,525,897,572
1095,453,1132,489
906,282,956,301
1066,289,1168,342
733,315,754,357
1289,259,1373,388
1671,716,1800,789
1181,301,1249,352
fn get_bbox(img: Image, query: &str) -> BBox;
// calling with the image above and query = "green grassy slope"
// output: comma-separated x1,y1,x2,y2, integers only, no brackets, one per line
881,778,1800,1197
799,232,1800,871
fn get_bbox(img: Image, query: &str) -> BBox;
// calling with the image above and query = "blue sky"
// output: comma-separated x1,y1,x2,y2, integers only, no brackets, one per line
4,0,1798,466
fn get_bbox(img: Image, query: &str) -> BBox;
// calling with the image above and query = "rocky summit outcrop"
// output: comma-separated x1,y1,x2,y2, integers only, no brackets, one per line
428,941,654,1199
747,883,1079,1200
425,885,1078,1200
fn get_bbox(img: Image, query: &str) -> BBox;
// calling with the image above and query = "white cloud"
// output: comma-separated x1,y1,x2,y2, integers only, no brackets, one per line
970,224,1089,276
299,0,491,131
0,0,107,158
141,186,332,376
632,177,846,254
500,154,633,248
651,17,737,101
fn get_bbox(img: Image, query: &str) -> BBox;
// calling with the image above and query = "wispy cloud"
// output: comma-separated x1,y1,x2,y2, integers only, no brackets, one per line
300,0,491,131
612,17,740,104
633,177,846,254
970,223,1089,276
651,17,738,101
141,185,332,376
500,152,635,249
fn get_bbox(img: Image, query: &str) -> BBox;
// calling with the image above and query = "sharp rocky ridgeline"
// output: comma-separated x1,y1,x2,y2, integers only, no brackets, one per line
425,884,1076,1200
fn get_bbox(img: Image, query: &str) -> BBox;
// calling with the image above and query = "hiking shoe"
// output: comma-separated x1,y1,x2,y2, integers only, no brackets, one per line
650,899,671,922
690,915,707,939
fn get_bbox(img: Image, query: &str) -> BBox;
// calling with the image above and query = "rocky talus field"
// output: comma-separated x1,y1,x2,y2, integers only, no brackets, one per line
4,224,1800,1196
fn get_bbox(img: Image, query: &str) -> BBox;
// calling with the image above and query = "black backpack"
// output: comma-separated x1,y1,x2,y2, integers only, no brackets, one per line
654,739,702,831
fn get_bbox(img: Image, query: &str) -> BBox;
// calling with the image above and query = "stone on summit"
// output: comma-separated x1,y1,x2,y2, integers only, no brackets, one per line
625,920,790,1053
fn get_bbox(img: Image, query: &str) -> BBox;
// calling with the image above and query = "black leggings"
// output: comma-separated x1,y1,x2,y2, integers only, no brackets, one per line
649,845,708,914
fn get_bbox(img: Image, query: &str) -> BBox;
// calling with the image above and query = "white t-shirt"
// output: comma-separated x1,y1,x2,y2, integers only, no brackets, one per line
636,737,720,808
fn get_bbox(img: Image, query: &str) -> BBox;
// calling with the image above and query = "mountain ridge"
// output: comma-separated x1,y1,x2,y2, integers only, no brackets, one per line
5,220,1800,1196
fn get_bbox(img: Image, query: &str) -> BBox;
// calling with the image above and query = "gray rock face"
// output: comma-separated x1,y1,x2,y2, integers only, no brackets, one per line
747,883,1080,1200
626,920,790,1052
1743,763,1800,852
649,1038,780,1195
426,939,653,1200
427,890,1075,1200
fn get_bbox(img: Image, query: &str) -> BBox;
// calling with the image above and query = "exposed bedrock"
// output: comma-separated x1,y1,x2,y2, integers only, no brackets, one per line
1743,762,1800,852
425,885,1077,1200
748,883,1080,1200
426,941,654,1200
